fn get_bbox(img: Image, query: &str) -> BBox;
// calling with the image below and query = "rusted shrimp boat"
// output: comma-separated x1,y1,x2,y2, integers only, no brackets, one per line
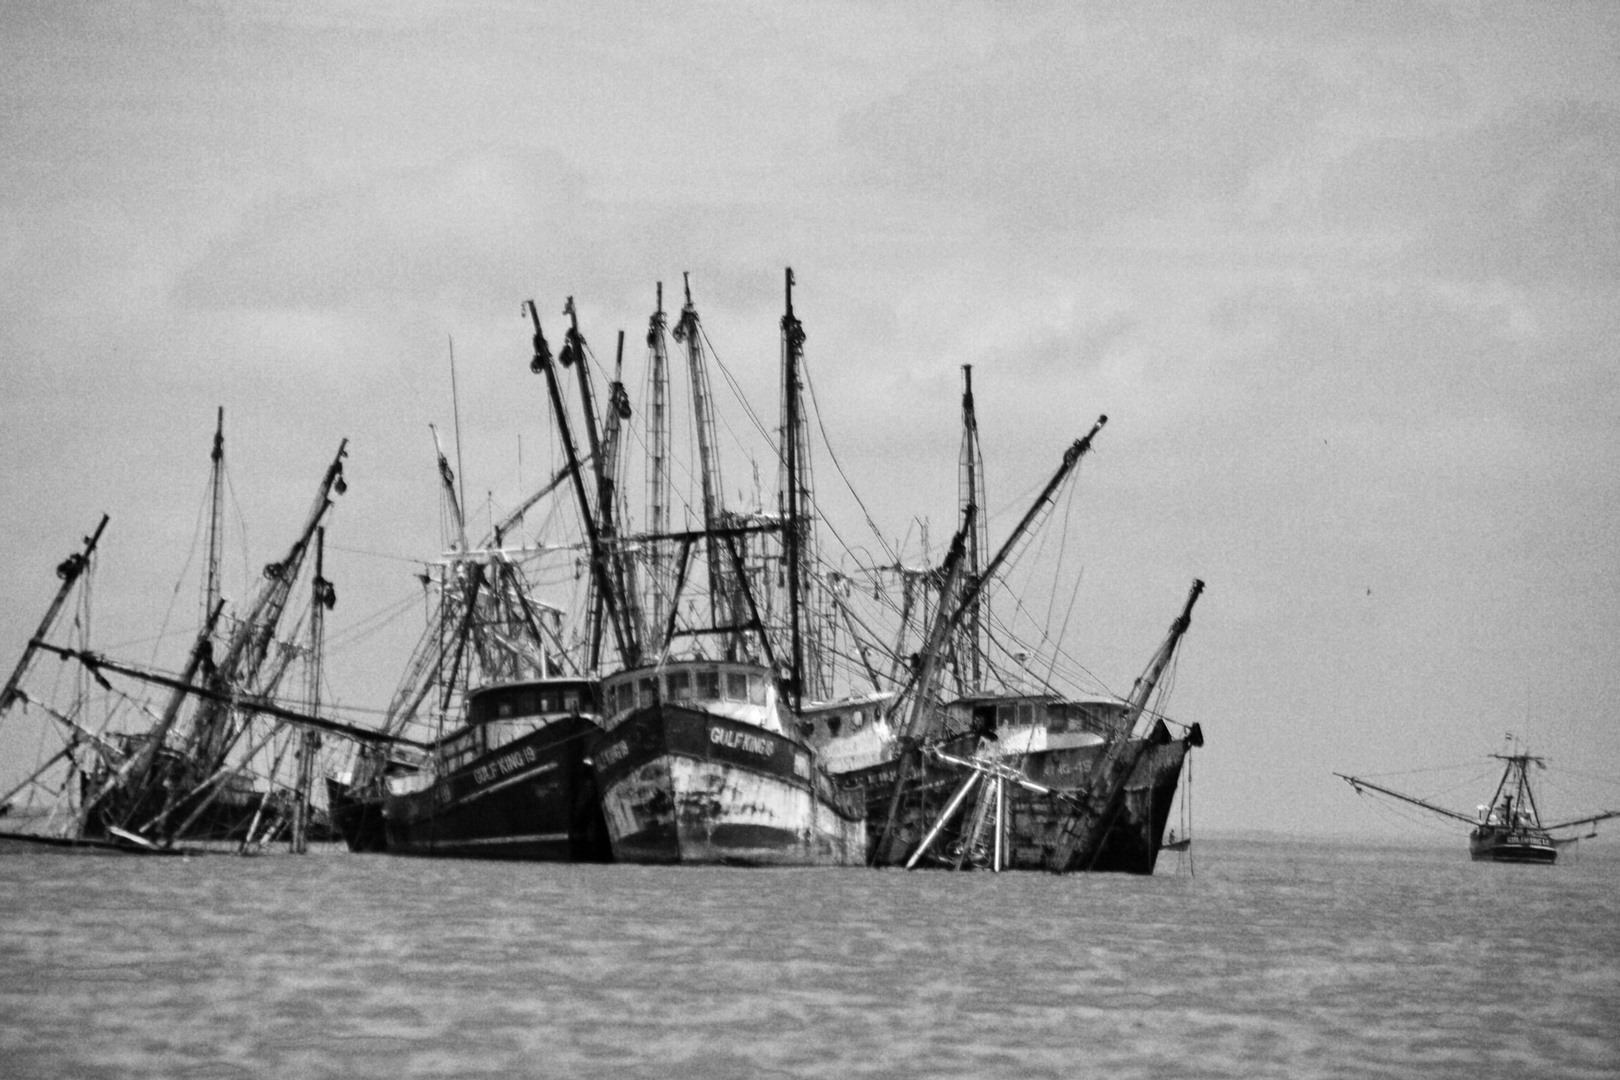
592,659,864,865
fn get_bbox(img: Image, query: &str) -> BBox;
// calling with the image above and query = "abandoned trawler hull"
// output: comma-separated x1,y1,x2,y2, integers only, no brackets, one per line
80,745,274,845
1005,738,1186,873
324,776,387,853
850,735,1187,874
593,703,865,866
382,682,613,862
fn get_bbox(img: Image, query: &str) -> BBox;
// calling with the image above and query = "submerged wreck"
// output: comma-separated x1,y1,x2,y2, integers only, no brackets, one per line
0,414,417,854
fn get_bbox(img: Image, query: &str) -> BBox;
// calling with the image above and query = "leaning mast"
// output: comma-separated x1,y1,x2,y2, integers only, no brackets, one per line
780,268,809,709
1047,578,1204,873
958,367,988,692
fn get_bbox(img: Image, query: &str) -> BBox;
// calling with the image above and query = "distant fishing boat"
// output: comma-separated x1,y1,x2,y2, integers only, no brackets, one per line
1337,749,1618,864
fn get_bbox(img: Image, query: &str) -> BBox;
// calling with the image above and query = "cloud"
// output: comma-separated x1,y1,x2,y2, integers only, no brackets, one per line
173,146,594,312
1324,100,1620,283
839,17,1330,233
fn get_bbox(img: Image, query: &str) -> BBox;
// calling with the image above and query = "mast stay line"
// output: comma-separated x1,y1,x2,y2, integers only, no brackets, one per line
31,641,432,750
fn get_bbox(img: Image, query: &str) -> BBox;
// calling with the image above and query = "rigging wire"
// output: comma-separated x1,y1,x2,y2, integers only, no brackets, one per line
800,356,899,566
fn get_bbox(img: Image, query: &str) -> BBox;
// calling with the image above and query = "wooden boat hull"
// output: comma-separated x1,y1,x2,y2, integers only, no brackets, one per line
324,776,388,853
1470,826,1557,864
852,735,1188,873
593,703,865,866
382,715,612,861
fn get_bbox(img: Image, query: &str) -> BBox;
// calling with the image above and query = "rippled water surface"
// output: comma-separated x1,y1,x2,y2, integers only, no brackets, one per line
2,835,1617,1079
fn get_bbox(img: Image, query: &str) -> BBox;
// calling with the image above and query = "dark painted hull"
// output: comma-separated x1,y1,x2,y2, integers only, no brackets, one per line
382,715,612,861
851,736,1189,874
592,704,865,866
325,776,388,853
1470,826,1557,864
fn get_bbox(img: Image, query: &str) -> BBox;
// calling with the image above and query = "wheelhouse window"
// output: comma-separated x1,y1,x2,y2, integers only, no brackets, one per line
695,668,720,701
725,671,750,701
666,671,692,701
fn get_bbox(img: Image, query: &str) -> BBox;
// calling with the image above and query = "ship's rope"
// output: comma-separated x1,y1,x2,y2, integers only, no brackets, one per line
800,356,899,565
148,469,213,667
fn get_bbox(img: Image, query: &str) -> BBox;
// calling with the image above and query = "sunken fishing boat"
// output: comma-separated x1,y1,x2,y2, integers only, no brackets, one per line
0,413,394,854
802,370,1203,874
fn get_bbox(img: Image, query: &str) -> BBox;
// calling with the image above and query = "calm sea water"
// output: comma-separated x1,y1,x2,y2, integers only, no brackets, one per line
1,835,1616,1080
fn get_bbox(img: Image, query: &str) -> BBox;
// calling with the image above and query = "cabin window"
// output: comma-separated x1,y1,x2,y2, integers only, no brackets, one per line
696,669,720,701
666,671,692,701
562,690,578,713
499,702,513,718
726,671,750,701
639,677,658,706
852,710,865,729
997,704,1014,727
1017,703,1034,726
747,673,768,705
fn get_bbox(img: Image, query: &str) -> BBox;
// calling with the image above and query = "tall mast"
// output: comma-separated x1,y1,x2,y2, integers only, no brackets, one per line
958,368,987,691
188,440,349,778
672,273,733,652
645,282,672,638
1488,752,1543,827
0,515,109,718
292,526,333,854
781,268,806,709
599,330,642,648
562,297,638,668
562,298,608,506
430,423,468,552
203,408,225,632
448,335,468,536
526,300,638,669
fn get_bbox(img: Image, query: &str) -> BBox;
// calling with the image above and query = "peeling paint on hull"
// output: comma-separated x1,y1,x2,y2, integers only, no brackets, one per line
595,704,865,866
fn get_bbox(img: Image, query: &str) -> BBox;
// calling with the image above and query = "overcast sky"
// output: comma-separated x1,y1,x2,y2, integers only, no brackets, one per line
4,1,1618,839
